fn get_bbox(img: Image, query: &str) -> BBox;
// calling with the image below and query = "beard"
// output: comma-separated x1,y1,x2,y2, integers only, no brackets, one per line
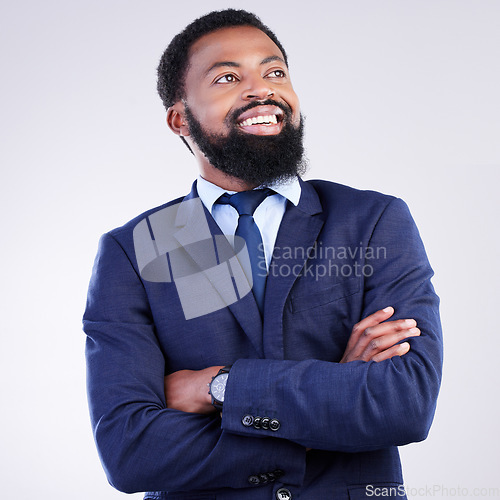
184,99,308,187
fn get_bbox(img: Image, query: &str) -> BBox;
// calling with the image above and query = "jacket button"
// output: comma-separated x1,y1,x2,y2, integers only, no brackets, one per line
276,487,292,499
258,473,269,484
260,417,270,430
242,414,254,427
253,416,262,429
248,475,260,485
269,418,281,431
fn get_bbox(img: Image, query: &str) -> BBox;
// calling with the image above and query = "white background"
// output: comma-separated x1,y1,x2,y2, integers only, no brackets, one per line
1,1,499,498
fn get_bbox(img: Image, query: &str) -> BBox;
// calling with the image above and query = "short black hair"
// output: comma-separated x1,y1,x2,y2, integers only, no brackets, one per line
157,9,288,110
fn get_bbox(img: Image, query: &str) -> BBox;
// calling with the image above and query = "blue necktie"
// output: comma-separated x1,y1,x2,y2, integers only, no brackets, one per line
216,189,273,314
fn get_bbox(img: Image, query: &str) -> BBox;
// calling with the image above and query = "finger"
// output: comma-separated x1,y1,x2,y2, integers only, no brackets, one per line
352,318,418,357
365,318,418,337
358,319,419,349
353,306,395,334
372,341,411,363
346,306,395,351
360,327,420,360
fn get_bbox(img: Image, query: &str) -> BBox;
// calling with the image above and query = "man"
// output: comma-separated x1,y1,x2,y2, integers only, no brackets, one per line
84,9,442,500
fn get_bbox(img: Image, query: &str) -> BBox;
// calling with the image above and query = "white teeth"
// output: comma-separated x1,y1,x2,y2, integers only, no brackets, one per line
239,115,279,127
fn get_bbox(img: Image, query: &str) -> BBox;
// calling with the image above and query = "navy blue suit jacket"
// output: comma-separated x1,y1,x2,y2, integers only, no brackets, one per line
83,178,442,499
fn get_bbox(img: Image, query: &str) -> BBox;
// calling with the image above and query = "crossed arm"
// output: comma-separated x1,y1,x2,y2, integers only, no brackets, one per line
165,306,421,414
84,196,442,492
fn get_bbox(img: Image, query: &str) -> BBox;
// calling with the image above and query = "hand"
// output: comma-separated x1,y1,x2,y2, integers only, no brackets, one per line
164,366,223,414
340,307,420,363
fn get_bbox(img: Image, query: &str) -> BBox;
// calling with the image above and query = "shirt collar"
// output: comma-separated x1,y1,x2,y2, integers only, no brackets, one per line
196,175,302,214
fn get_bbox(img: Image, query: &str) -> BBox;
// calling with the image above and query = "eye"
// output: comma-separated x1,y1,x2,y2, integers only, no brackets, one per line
267,69,286,79
214,74,239,84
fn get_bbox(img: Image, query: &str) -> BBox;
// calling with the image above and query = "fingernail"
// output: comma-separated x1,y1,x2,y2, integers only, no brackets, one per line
405,319,416,327
409,327,420,334
383,306,393,313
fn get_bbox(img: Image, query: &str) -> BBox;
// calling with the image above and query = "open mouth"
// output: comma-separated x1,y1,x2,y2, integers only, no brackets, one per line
234,105,285,134
237,114,281,127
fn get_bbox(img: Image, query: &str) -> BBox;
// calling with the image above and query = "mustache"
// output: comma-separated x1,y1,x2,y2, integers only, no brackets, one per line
227,99,293,125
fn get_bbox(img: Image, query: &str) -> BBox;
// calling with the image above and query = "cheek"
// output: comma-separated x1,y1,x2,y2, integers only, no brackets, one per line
287,93,301,125
191,95,235,129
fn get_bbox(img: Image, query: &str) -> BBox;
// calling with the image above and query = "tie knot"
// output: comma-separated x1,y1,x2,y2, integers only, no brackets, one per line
217,188,274,216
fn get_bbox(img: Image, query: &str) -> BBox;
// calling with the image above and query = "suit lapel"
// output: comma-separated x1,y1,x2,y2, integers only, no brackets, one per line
169,180,324,358
263,179,325,357
174,184,264,357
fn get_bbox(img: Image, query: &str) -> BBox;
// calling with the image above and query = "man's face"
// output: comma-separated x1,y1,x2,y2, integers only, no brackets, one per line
177,25,306,186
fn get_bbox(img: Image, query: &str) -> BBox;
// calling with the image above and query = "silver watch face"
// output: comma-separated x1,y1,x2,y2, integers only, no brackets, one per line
211,373,228,402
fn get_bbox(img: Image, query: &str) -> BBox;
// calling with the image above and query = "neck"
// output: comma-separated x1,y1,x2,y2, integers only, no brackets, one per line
198,162,259,192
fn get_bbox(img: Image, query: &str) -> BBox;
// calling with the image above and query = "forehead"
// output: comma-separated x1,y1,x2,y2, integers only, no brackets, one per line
186,25,285,77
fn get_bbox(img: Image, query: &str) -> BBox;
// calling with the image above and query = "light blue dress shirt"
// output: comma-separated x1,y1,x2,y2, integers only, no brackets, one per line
196,176,302,269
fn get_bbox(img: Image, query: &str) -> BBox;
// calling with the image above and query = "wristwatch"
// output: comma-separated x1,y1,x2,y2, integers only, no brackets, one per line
209,366,231,411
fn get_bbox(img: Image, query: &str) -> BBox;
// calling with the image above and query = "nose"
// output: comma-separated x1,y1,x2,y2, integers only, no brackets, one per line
241,75,274,101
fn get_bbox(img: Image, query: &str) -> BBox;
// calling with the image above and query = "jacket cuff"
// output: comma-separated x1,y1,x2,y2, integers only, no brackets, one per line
222,360,306,487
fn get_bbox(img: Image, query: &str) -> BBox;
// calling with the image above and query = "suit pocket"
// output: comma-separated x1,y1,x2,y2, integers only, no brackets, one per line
291,277,360,313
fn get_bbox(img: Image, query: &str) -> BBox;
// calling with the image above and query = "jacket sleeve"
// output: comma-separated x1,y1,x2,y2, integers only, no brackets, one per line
83,233,306,493
222,197,443,452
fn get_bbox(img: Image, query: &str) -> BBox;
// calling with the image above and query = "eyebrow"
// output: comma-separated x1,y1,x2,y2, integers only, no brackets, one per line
260,55,286,65
205,55,287,77
205,61,240,76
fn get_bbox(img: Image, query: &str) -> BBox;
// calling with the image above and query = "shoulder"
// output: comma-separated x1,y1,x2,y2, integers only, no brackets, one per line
305,178,395,203
303,178,404,217
110,195,185,237
97,192,191,257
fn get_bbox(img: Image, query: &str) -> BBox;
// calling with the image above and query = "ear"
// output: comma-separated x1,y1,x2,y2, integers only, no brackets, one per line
166,102,190,137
